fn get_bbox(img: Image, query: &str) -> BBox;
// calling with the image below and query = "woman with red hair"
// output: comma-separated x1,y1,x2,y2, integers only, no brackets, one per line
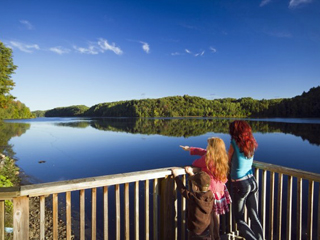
228,120,263,240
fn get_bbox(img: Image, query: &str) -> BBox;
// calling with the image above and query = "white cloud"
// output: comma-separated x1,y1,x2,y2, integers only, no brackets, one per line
289,0,312,8
20,20,34,30
98,38,123,55
49,46,70,55
185,49,205,57
9,41,39,53
140,41,150,54
260,0,272,7
73,39,123,55
210,47,217,53
73,45,100,55
171,52,180,56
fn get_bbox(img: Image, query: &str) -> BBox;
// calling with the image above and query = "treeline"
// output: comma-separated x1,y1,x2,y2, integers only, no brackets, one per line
0,100,34,120
257,86,320,117
32,86,320,118
54,117,320,146
44,105,89,117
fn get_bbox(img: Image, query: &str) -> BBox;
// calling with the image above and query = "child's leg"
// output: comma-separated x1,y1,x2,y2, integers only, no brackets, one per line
212,212,220,240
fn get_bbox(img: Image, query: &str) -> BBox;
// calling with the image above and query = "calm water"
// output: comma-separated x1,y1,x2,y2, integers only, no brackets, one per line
2,117,320,239
1,117,320,184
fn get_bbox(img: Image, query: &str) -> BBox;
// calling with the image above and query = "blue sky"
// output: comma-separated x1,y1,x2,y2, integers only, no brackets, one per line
1,0,319,111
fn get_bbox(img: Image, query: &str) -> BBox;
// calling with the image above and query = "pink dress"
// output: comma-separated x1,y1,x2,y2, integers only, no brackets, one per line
190,147,231,215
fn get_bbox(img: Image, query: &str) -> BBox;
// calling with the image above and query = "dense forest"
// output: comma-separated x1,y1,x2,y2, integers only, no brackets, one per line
34,86,320,118
0,100,34,119
0,41,34,120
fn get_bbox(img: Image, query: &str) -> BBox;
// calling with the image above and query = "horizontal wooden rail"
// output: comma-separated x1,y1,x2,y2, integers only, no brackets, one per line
0,167,183,199
1,162,320,200
253,161,320,182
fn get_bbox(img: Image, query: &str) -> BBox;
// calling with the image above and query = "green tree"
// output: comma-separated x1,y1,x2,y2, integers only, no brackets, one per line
0,41,17,108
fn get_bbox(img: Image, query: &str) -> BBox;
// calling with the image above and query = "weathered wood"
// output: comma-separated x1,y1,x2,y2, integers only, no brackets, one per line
17,168,174,197
134,181,139,240
277,173,283,240
40,196,45,240
145,180,150,240
0,187,20,200
159,176,174,240
254,168,259,211
253,161,320,182
103,186,108,240
269,172,275,240
80,189,85,240
0,162,319,200
297,178,302,239
13,196,29,240
115,185,120,240
53,193,58,240
181,174,186,240
91,188,97,240
66,192,71,240
153,178,158,240
261,170,267,239
124,183,130,240
286,176,293,240
0,201,4,240
173,178,177,240
307,180,314,240
2,164,320,240
228,177,233,233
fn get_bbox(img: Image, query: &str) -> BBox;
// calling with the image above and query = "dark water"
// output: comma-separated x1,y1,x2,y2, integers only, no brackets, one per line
2,117,320,239
1,117,320,183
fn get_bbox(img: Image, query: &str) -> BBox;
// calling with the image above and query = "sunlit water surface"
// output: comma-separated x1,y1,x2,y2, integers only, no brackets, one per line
2,117,320,184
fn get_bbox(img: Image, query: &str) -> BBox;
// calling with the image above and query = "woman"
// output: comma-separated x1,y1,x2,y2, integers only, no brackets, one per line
228,120,263,240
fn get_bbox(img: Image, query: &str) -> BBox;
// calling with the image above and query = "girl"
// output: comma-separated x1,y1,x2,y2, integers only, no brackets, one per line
228,120,263,240
180,137,231,240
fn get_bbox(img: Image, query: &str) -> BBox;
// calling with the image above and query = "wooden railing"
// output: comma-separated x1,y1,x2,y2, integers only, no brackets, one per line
0,161,319,240
252,161,320,240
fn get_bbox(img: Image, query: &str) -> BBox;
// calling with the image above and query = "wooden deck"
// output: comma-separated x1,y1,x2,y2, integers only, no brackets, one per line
0,161,320,240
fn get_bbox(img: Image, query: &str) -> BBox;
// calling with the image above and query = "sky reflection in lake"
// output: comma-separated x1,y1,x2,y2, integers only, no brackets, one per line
3,117,320,184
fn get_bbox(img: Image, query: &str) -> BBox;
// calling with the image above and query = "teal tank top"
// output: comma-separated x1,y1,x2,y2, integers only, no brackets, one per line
230,139,254,180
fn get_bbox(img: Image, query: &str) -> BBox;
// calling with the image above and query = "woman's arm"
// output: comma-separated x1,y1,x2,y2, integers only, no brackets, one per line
228,144,234,163
190,147,207,156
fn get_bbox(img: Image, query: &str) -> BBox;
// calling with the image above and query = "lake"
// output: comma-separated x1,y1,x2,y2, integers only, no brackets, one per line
2,117,320,239
1,117,320,184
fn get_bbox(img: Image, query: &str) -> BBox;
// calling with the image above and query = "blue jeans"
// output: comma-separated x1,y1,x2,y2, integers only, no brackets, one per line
232,176,263,240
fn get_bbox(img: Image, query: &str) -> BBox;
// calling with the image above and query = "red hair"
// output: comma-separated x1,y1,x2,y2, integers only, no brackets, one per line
229,120,257,158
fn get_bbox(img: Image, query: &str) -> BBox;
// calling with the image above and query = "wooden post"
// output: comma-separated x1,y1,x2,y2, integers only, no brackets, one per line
13,196,29,240
0,201,4,240
159,176,174,240
153,179,159,240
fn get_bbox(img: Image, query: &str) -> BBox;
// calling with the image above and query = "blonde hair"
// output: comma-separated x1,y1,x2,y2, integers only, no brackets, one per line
206,137,229,182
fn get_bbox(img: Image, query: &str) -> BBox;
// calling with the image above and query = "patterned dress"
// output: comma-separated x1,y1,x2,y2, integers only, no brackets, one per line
190,147,232,215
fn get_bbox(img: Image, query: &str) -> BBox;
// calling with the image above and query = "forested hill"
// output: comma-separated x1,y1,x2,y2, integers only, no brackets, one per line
33,86,320,118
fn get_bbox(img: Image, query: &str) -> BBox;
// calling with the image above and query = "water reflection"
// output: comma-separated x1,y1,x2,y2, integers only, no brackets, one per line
54,118,320,146
0,121,30,157
2,117,320,184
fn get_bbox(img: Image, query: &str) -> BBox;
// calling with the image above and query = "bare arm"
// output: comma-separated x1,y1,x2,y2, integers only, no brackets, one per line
228,144,234,163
